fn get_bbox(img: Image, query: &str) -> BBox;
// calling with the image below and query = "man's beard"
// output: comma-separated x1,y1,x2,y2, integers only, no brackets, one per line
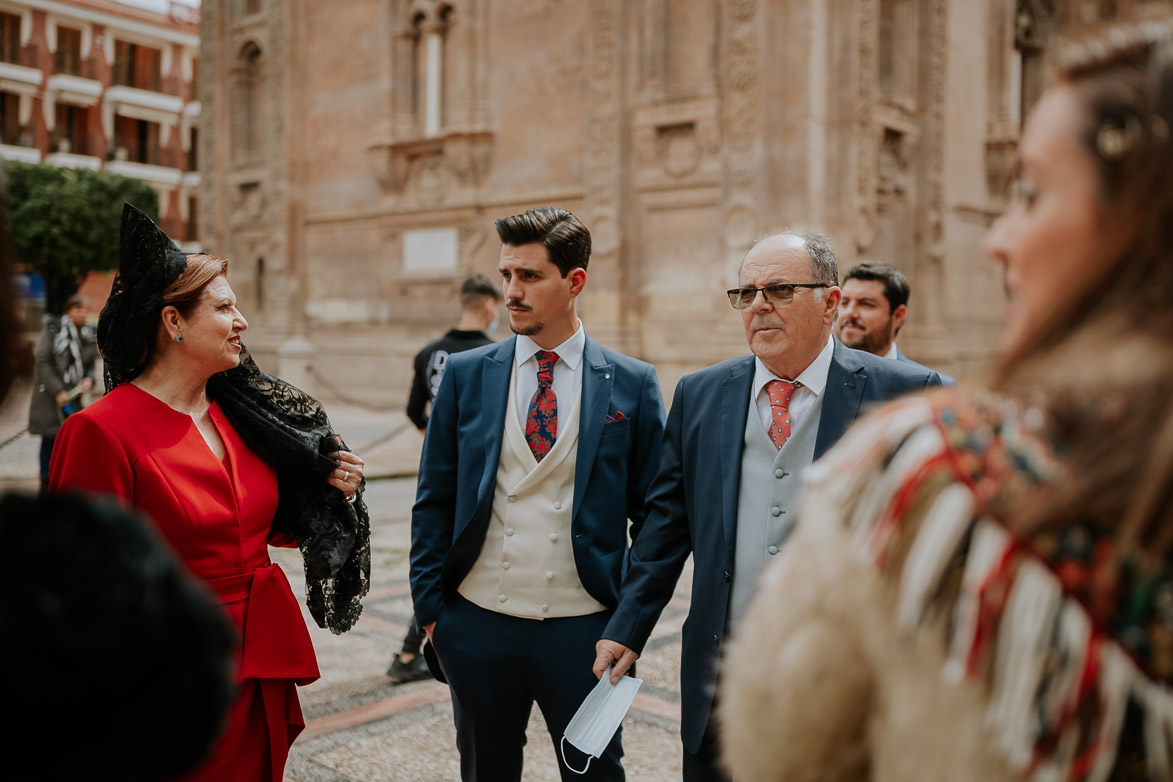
511,321,544,337
840,319,895,355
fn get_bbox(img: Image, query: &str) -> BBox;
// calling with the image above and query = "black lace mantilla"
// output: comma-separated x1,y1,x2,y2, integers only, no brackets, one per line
99,205,187,391
209,351,370,635
101,204,369,634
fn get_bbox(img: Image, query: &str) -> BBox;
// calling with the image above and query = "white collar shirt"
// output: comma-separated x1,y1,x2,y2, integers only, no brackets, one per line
883,342,900,360
751,334,835,434
514,322,586,436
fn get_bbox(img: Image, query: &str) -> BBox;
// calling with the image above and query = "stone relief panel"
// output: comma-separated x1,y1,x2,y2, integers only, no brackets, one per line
586,0,624,292
720,0,762,267
632,98,721,191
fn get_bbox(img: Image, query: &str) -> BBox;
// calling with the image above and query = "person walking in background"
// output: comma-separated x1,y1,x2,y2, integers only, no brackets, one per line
594,230,942,782
411,206,666,781
28,294,96,494
51,205,370,782
720,17,1173,782
389,272,501,684
837,260,955,383
405,273,502,432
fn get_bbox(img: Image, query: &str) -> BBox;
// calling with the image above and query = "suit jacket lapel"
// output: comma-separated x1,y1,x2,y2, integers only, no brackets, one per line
572,338,614,520
719,357,755,555
478,339,515,505
815,340,867,459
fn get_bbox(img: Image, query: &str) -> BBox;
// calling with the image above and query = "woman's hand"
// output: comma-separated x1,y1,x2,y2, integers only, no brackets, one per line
327,444,365,502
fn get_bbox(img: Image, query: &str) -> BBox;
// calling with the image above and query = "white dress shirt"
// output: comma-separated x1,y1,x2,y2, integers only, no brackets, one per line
514,323,586,436
751,334,835,434
883,342,900,360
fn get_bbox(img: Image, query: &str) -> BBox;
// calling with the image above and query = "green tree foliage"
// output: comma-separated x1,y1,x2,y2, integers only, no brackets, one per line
4,161,159,313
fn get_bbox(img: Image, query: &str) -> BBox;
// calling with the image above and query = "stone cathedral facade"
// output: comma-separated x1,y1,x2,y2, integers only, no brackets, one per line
198,0,1169,406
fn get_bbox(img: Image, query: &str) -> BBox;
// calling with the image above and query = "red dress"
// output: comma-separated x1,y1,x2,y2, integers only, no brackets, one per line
50,383,320,782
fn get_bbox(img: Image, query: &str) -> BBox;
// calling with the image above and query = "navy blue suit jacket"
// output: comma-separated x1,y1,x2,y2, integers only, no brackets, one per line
896,348,956,386
601,340,942,752
410,336,667,628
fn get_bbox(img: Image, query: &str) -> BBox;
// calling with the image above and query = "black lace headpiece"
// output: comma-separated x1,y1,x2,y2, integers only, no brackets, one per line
99,203,369,634
98,204,188,390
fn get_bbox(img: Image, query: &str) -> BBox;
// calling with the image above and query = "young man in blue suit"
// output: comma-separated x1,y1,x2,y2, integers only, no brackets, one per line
838,260,956,384
594,231,944,781
411,207,666,781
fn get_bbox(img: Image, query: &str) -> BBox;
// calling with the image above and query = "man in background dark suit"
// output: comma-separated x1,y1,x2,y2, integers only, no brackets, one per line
837,260,956,384
594,231,943,781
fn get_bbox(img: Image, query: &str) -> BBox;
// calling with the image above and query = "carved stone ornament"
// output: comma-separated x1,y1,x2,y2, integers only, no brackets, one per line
877,128,911,195
985,135,1019,199
367,132,494,195
660,123,701,179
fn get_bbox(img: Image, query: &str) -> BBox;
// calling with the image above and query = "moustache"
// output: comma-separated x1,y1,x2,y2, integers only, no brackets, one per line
507,300,531,311
840,319,865,330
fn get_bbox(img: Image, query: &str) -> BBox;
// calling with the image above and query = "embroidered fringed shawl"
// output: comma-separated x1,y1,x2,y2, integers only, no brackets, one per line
810,393,1173,782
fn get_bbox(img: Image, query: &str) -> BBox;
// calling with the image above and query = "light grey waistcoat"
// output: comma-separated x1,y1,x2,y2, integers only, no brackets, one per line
728,392,825,626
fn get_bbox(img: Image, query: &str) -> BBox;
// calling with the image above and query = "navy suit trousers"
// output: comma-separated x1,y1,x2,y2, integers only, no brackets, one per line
432,595,625,782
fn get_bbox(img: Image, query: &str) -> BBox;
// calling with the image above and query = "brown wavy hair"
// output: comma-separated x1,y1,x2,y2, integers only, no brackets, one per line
1000,17,1173,552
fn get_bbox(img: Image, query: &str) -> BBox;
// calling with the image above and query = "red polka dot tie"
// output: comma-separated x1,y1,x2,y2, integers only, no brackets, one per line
765,379,800,450
525,350,559,461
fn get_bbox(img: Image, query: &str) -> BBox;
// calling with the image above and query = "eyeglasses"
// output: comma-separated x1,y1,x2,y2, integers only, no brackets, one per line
726,283,829,310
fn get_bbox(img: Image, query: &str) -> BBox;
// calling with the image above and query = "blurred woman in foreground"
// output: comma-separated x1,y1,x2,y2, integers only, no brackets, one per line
51,205,371,782
721,17,1173,782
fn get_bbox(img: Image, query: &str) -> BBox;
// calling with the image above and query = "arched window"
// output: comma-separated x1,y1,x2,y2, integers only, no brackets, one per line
407,2,451,137
233,42,263,163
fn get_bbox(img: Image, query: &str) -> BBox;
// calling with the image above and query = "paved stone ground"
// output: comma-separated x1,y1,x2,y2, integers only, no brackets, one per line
0,380,690,781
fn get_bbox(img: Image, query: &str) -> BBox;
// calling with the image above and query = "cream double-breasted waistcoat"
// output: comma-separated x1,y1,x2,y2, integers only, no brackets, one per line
458,363,606,619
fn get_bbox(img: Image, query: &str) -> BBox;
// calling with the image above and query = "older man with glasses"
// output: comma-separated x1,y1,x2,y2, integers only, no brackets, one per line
593,230,943,781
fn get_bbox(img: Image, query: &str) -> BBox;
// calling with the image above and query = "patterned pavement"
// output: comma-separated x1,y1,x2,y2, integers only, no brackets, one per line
0,380,691,781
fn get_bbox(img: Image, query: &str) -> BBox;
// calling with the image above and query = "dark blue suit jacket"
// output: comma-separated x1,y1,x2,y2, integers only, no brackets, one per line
896,348,956,386
601,340,942,752
410,336,667,628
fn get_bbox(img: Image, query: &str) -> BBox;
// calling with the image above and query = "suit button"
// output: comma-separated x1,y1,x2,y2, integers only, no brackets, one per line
502,561,511,570
541,604,550,613
775,469,785,478
550,533,559,542
771,507,782,517
498,594,508,603
723,571,730,581
546,571,555,580
508,495,517,503
553,501,562,510
768,545,779,555
505,528,514,536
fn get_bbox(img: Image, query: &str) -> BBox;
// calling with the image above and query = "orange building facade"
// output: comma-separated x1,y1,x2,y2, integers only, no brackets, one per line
0,0,201,247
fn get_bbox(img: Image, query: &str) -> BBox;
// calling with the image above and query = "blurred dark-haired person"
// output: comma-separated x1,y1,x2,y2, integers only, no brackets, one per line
837,260,955,384
389,272,501,685
595,230,943,782
28,294,97,493
51,205,370,782
1,492,236,782
721,17,1173,782
410,206,666,781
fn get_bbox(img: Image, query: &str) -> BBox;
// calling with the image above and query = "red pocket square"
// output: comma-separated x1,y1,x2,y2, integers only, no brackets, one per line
606,411,627,423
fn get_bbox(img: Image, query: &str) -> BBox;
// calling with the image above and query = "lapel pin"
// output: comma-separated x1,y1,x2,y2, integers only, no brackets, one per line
605,373,610,379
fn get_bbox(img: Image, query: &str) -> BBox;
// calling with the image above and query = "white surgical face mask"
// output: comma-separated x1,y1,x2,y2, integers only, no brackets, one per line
487,316,499,334
560,667,642,775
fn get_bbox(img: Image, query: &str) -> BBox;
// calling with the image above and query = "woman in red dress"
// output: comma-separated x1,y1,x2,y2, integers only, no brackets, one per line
51,206,370,782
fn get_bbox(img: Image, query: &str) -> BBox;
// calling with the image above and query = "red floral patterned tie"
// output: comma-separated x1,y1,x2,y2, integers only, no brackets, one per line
766,379,800,450
525,350,559,461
